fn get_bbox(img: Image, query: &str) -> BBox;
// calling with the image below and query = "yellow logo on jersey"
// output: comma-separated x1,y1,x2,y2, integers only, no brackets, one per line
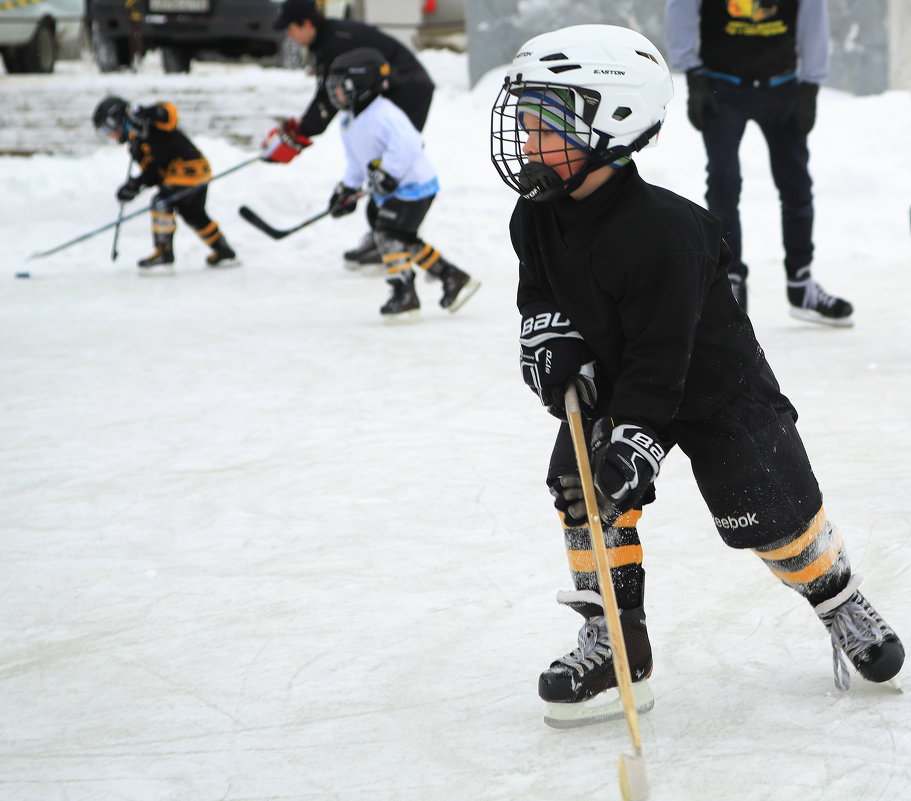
727,0,778,21
725,0,787,36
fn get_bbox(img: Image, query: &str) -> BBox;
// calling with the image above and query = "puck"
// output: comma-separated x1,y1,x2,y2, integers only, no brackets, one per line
15,272,30,279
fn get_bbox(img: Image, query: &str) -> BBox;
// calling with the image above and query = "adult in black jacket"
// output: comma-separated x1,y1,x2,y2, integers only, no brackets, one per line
262,0,435,265
490,24,902,729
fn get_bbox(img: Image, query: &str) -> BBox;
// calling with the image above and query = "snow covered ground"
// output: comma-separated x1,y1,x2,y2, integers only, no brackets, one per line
1,49,910,801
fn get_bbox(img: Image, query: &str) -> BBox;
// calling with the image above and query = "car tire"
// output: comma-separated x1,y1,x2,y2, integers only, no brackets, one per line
89,20,131,72
161,45,192,73
15,22,56,73
277,36,302,69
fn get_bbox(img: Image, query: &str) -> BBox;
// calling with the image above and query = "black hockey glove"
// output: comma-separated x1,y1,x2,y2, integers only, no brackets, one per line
520,309,597,421
329,183,360,218
366,159,399,196
790,82,819,137
116,177,142,202
686,69,719,131
590,420,665,513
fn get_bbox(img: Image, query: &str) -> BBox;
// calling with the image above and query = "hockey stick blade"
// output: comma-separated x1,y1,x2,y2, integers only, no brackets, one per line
238,205,301,239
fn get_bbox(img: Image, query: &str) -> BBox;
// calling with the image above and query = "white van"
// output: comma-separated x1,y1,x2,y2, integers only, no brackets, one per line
0,0,82,73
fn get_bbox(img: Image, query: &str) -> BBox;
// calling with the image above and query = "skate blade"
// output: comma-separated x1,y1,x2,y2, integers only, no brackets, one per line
345,260,385,276
788,307,854,327
885,676,903,691
137,266,176,277
543,679,654,729
207,258,241,269
381,309,421,325
445,279,481,313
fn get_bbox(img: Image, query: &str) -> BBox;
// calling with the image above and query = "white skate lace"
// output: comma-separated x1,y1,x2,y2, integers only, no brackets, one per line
801,279,838,311
555,616,613,676
822,593,887,691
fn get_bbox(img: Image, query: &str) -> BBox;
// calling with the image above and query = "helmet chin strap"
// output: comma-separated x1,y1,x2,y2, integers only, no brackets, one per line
518,121,663,203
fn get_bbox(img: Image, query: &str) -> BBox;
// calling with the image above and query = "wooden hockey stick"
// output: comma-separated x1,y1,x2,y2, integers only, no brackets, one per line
564,383,649,801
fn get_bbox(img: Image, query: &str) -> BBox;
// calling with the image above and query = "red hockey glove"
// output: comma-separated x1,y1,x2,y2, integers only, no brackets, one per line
590,420,664,512
260,118,313,163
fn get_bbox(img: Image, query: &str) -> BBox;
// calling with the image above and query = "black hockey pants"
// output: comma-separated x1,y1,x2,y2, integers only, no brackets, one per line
548,359,823,550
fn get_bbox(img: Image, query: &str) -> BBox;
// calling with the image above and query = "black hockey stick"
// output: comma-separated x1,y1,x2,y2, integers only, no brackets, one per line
238,192,365,240
27,155,261,261
111,155,134,262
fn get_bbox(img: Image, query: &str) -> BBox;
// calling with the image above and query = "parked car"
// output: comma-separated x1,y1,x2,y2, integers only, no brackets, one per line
84,0,299,73
0,0,82,73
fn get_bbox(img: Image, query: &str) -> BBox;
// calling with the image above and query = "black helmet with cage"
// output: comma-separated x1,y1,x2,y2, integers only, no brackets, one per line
326,47,391,116
92,96,131,144
490,25,674,202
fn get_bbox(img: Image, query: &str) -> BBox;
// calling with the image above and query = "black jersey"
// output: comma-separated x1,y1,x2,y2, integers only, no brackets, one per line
512,162,764,433
127,102,210,189
699,0,799,80
298,18,434,136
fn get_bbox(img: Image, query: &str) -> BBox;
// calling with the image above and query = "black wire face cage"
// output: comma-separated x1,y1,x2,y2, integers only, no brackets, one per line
490,78,604,198
96,112,128,143
325,73,355,110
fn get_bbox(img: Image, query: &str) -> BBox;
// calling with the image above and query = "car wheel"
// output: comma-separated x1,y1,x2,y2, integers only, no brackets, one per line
1,46,23,74
277,36,303,69
18,22,56,73
161,45,192,73
90,21,131,72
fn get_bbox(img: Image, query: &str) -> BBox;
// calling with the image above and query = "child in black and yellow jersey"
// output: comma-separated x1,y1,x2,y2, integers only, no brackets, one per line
92,95,237,272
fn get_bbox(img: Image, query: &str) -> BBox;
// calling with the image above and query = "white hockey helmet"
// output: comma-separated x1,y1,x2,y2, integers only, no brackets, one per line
491,24,674,200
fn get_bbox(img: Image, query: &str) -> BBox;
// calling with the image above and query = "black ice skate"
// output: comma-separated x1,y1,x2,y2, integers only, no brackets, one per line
815,575,904,691
207,237,238,267
380,270,420,323
138,245,175,274
787,273,853,327
438,262,481,312
540,590,654,729
344,231,382,270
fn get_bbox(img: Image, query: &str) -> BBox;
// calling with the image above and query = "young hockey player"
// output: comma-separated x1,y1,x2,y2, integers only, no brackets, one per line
489,24,903,728
266,0,435,269
324,48,480,321
92,96,236,273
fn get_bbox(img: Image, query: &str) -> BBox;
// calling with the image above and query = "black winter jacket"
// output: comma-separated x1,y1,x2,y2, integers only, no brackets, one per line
512,162,764,434
298,19,434,136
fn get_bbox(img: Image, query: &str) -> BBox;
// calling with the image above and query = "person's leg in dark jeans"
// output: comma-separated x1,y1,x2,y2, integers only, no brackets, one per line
701,80,750,307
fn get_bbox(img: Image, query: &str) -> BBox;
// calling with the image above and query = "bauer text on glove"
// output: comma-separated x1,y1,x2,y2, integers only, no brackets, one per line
590,420,665,512
260,118,313,163
519,309,597,420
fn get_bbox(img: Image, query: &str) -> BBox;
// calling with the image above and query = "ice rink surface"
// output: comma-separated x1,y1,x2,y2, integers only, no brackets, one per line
2,49,910,800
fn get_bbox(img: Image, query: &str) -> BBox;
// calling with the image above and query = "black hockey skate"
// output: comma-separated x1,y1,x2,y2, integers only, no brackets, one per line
207,237,237,267
816,577,904,691
540,604,655,729
344,231,382,270
787,275,853,326
438,262,480,312
380,271,420,323
138,245,175,274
